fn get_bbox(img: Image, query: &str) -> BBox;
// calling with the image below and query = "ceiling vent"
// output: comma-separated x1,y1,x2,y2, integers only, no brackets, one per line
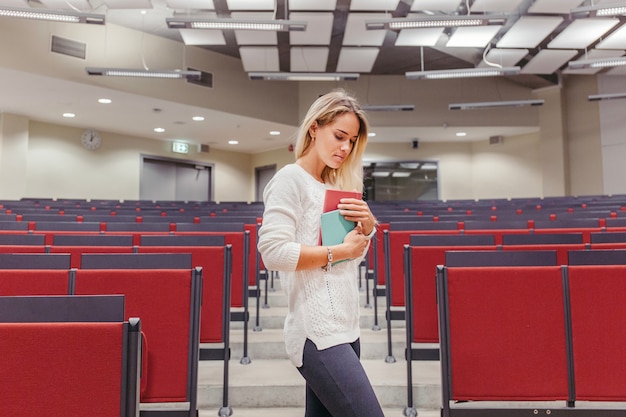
198,144,210,153
50,35,86,59
489,135,504,145
186,67,213,88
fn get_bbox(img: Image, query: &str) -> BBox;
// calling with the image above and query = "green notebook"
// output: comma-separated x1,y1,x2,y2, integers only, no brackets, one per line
321,209,355,265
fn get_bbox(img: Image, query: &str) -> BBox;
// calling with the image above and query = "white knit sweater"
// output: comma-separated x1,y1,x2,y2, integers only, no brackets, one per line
258,163,365,367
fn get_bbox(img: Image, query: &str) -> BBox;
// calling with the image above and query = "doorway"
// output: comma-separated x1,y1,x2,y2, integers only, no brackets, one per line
255,164,276,202
140,155,214,201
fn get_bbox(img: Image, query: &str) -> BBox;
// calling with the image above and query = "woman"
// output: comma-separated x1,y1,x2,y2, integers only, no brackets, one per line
258,89,383,417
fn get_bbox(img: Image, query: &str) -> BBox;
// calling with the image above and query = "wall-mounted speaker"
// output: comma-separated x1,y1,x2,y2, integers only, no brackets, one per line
489,135,504,145
412,140,419,149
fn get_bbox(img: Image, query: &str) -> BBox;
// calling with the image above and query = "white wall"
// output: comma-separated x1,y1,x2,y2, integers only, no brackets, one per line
0,114,29,200
253,135,543,201
470,133,542,200
0,112,606,202
563,75,604,196
17,120,252,202
0,70,614,203
597,74,626,195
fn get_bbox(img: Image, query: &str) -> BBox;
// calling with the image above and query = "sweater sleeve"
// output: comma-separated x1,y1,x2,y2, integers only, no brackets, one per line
257,167,303,272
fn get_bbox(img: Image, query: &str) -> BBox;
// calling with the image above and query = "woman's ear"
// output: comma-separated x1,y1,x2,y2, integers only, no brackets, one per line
308,121,318,139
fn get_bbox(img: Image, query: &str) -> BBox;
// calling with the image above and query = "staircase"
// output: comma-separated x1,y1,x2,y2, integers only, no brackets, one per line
197,272,442,417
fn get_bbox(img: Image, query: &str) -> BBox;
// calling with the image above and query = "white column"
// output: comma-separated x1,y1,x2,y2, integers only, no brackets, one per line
0,113,29,200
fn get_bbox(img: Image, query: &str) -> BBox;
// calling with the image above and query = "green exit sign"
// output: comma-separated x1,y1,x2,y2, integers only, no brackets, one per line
172,142,189,154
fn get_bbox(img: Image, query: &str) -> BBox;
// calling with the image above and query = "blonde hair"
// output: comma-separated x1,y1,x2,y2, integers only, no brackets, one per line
294,88,369,192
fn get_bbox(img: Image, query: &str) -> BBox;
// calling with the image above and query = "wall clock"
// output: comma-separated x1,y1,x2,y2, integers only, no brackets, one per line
81,129,102,150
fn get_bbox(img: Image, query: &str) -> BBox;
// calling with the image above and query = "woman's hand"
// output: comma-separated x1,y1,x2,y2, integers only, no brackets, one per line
338,198,377,236
342,225,369,259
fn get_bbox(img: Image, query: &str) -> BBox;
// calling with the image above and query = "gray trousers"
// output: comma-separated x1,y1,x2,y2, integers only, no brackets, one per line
298,338,385,417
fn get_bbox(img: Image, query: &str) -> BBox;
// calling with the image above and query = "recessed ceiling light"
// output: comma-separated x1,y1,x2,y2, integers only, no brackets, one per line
62,112,75,118
98,98,111,104
228,140,239,145
456,132,467,137
192,116,204,121
269,130,280,136
154,127,165,133
368,132,376,137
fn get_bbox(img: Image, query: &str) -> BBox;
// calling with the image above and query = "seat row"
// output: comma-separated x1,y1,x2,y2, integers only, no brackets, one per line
0,226,265,335
367,225,626,361
0,295,141,417
0,198,264,215
407,249,626,416
0,250,234,417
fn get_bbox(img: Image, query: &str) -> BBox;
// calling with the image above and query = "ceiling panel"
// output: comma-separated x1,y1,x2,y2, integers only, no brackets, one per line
234,31,277,46
3,0,620,93
225,0,274,11
179,28,225,45
166,1,215,10
336,47,379,72
289,12,334,45
446,26,502,48
38,0,91,8
479,48,529,68
0,0,28,6
521,49,578,74
107,6,172,32
290,47,329,71
350,0,399,11
289,0,337,11
239,47,279,71
103,0,153,9
343,13,388,46
232,12,277,45
563,49,625,75
596,24,626,49
496,16,563,49
410,0,462,12
528,0,585,14
548,18,620,49
395,28,443,47
470,0,525,13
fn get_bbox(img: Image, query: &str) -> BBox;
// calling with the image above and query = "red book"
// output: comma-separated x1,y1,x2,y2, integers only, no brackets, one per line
323,189,362,213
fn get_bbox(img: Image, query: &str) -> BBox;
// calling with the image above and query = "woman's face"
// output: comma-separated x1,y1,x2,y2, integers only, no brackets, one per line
310,112,360,170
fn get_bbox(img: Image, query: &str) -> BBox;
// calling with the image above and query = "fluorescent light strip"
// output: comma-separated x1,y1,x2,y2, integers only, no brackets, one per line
366,15,506,30
571,2,626,16
588,93,626,102
568,57,626,70
406,66,520,80
0,6,105,24
166,18,306,31
86,67,201,80
362,104,415,111
597,6,626,16
448,99,544,110
248,72,359,81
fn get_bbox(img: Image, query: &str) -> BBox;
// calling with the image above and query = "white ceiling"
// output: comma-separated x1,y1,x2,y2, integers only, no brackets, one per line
0,0,625,154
